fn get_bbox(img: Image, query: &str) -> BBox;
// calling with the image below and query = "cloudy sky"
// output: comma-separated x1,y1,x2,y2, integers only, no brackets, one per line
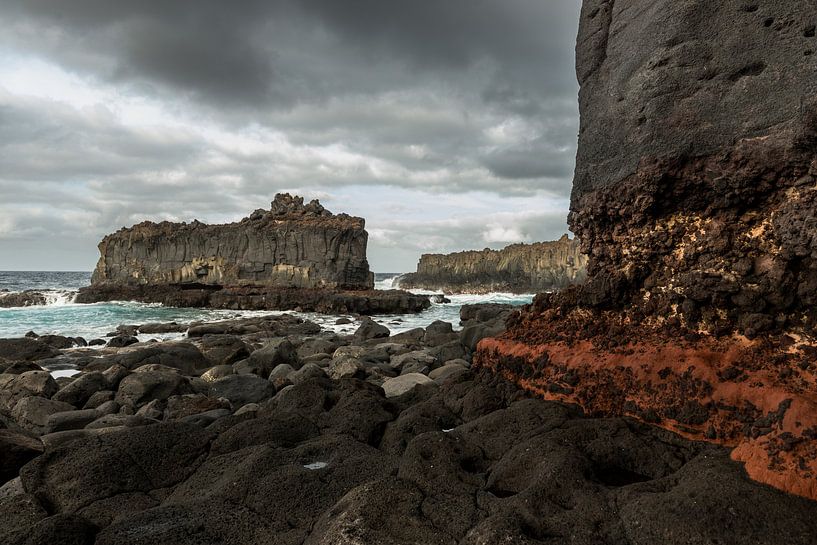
0,0,581,272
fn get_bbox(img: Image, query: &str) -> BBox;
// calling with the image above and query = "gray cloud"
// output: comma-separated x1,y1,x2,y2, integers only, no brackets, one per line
0,0,582,270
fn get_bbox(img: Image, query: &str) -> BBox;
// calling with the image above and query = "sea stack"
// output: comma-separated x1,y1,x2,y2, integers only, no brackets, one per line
78,194,429,314
398,236,587,294
477,1,817,500
91,193,373,290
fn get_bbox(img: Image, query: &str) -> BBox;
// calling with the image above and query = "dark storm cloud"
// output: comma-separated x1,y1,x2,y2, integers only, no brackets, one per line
0,0,583,269
3,0,579,108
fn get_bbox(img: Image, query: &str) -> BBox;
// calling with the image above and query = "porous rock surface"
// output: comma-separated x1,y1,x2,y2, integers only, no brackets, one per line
476,0,817,501
398,236,587,294
89,193,373,291
571,0,817,330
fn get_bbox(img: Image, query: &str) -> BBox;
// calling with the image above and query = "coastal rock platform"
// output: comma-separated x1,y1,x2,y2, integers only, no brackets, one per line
75,284,430,315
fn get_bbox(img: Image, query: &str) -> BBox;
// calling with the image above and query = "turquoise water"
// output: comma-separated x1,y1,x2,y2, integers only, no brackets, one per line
0,272,534,341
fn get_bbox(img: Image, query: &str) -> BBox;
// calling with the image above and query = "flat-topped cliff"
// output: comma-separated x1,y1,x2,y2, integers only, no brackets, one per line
90,193,374,291
477,0,817,501
79,194,430,314
397,236,587,294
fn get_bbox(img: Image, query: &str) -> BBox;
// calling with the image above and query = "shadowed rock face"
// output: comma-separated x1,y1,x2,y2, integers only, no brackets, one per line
476,1,817,501
398,236,587,294
571,0,817,333
90,193,374,291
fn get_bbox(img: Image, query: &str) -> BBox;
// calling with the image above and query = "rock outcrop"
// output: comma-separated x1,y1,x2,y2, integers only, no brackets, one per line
476,0,817,502
91,193,373,291
78,194,431,314
397,236,587,294
0,291,46,308
570,0,817,331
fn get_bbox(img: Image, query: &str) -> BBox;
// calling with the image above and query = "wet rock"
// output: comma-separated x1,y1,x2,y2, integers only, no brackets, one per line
137,322,186,334
353,318,390,341
36,335,76,350
0,339,60,362
106,336,138,349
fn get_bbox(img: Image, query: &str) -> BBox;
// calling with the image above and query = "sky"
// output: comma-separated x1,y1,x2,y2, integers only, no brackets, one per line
0,0,582,272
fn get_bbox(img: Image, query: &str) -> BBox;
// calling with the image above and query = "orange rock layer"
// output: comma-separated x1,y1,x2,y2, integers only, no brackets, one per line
474,307,817,501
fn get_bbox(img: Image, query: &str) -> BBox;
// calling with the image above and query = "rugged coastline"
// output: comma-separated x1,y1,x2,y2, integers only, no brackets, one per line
397,235,587,294
475,0,817,501
2,307,816,544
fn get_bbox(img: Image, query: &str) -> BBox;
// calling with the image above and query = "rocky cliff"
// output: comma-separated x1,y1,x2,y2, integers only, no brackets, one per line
79,195,431,314
90,193,374,291
397,236,587,294
477,0,817,501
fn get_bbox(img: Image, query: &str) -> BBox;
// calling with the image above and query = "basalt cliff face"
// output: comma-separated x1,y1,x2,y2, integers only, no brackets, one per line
477,0,817,501
90,194,373,291
78,195,430,314
397,236,587,294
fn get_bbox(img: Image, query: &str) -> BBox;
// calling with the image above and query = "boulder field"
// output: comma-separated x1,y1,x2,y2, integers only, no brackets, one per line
476,0,817,501
2,307,816,544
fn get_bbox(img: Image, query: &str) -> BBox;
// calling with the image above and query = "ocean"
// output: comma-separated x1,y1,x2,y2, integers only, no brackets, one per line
0,271,534,342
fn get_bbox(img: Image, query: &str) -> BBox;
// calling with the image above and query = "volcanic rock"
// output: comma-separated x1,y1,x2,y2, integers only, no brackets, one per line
475,0,817,502
88,193,373,290
398,236,587,294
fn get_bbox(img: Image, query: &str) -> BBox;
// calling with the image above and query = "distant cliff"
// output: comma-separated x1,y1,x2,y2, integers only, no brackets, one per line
397,236,587,294
90,194,374,291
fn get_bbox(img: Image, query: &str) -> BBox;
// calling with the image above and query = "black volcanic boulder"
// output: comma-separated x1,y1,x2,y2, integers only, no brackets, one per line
20,422,213,515
115,366,192,408
208,374,275,407
0,339,60,362
0,430,43,483
87,343,210,375
353,318,390,341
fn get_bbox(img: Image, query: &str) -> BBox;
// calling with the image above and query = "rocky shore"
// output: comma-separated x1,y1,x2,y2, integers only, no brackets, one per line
476,0,817,502
0,291,47,308
397,235,587,294
2,307,816,544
